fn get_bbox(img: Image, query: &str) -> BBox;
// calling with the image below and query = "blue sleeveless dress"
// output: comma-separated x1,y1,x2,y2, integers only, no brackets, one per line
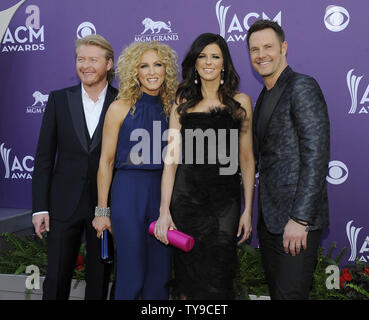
111,93,171,300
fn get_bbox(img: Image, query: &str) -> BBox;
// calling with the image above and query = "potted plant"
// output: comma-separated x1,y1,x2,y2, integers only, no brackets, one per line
1,232,368,300
234,243,270,299
234,241,369,300
0,232,88,299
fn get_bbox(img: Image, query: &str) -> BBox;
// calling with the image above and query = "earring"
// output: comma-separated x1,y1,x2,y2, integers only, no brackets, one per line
194,70,198,85
220,68,225,85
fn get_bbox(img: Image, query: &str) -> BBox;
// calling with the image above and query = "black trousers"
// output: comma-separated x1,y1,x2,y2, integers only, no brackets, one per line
42,184,112,300
257,217,322,300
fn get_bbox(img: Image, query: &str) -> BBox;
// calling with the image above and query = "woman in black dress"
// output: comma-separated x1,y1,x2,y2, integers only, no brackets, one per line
155,33,255,299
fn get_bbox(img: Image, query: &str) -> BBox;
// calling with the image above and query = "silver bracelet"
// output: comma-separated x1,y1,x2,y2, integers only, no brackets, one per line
95,206,111,217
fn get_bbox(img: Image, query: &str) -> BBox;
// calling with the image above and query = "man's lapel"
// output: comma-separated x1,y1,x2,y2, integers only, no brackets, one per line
257,66,293,149
90,85,116,151
67,85,89,153
253,87,266,158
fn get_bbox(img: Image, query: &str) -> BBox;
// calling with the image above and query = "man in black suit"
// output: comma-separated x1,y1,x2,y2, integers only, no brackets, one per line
32,34,118,299
247,20,330,299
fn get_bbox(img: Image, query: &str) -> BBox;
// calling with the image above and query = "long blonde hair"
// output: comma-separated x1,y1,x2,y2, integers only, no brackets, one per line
116,41,178,115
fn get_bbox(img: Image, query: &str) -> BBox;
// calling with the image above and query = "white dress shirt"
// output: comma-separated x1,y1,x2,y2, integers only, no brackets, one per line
33,82,108,216
81,82,108,138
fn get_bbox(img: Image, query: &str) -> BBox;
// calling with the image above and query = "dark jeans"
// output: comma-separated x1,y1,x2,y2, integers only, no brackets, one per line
257,217,322,300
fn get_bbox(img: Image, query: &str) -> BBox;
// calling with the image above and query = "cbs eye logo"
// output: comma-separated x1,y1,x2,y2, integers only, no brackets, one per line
324,6,350,32
76,21,96,39
326,160,348,185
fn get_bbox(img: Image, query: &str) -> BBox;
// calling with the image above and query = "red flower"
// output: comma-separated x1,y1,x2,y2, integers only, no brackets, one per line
341,268,352,281
364,267,369,275
75,253,85,271
339,269,353,288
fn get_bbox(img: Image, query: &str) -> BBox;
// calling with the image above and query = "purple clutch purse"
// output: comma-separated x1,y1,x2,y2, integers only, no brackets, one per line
149,221,194,252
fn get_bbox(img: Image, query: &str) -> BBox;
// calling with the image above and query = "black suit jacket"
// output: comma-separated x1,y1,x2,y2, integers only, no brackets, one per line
253,66,330,234
32,84,118,221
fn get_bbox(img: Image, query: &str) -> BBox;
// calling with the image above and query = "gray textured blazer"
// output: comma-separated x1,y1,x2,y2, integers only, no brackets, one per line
253,66,330,234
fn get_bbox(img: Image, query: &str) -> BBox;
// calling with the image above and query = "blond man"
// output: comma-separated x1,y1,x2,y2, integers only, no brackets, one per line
32,35,118,299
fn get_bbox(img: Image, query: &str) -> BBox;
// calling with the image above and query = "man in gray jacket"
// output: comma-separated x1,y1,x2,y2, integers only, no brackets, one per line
247,20,330,299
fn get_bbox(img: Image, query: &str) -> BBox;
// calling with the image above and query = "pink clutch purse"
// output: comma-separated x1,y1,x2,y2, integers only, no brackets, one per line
149,221,194,252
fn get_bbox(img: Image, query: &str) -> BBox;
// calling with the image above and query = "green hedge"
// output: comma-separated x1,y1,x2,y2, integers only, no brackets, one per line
1,232,368,300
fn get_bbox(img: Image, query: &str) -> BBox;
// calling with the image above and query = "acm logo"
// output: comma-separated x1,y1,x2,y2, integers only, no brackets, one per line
215,0,281,43
347,69,369,115
0,0,45,53
0,143,33,180
0,0,25,42
346,220,369,263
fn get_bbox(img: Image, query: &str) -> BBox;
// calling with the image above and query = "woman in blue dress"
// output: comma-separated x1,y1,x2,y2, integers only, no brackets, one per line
92,41,178,299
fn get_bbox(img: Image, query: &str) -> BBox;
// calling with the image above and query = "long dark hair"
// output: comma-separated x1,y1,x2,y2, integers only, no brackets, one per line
176,33,246,120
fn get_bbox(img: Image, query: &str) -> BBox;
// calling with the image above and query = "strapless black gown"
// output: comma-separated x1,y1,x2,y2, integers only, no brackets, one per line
169,107,242,299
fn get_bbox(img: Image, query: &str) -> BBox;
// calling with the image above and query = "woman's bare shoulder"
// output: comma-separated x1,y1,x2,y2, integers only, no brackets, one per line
234,92,252,114
234,92,251,105
105,99,132,124
109,98,131,112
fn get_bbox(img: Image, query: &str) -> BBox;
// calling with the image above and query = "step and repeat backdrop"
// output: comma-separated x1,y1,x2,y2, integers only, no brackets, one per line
0,0,368,265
